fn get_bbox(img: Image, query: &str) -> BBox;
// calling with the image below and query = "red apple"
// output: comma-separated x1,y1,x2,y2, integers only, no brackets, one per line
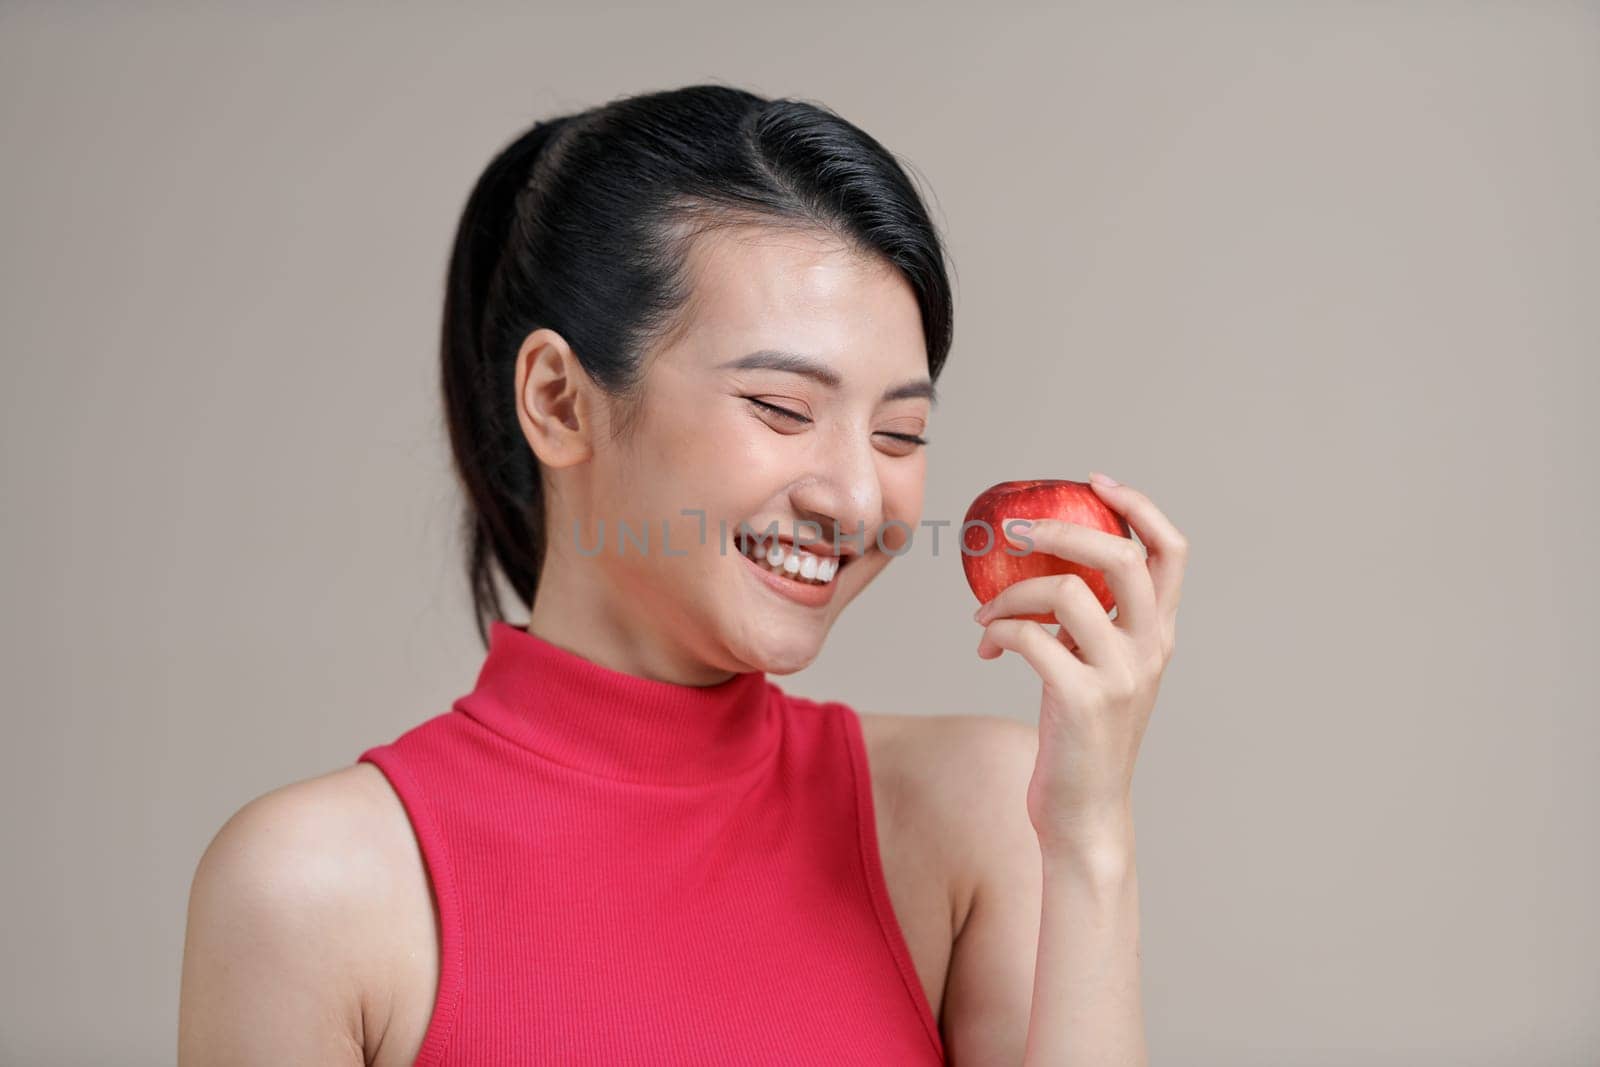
961,479,1134,626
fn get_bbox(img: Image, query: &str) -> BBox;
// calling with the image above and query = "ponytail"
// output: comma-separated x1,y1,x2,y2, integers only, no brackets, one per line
440,118,573,650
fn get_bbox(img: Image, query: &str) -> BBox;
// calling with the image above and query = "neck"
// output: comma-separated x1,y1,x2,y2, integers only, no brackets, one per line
526,543,739,688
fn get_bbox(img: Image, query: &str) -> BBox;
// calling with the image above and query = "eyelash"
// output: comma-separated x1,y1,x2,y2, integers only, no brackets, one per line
745,397,929,447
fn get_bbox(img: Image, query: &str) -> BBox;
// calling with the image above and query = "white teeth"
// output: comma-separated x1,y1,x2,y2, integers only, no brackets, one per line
740,535,843,585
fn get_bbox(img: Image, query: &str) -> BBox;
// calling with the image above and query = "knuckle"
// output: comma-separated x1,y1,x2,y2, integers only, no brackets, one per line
1022,621,1051,649
1110,667,1140,701
1145,648,1167,677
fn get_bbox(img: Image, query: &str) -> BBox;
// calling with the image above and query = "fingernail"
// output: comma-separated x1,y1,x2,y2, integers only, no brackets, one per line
1089,471,1119,487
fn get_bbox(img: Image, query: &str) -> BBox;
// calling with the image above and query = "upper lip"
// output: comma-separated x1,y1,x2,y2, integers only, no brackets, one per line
738,530,860,562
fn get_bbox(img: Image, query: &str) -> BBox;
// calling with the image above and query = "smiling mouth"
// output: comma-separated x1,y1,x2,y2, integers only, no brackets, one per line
736,532,858,585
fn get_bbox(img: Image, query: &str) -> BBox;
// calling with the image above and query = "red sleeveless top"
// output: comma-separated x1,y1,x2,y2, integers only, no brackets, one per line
357,621,946,1065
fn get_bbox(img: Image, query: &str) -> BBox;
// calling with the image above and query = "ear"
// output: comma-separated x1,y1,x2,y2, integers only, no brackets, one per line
514,327,596,469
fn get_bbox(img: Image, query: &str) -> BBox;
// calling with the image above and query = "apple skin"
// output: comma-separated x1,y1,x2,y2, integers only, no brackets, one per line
962,479,1135,625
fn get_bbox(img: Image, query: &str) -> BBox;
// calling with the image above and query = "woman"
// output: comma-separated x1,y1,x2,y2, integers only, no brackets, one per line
179,85,1187,1065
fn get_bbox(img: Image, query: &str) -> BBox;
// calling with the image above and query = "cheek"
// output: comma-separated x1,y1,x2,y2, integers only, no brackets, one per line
629,408,769,532
622,404,725,488
679,408,791,491
883,457,927,520
875,461,926,553
663,401,752,465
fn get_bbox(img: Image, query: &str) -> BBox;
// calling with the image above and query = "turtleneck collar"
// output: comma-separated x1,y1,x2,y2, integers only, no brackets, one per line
453,620,780,787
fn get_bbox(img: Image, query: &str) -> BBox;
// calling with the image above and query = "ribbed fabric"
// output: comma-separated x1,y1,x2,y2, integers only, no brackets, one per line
357,621,946,1065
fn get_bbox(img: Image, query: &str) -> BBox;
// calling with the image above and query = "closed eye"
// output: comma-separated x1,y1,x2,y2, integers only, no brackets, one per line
744,397,929,448
746,397,810,424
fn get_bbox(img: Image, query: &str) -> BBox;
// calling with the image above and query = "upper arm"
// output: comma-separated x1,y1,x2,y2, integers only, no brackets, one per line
178,770,385,1066
937,716,1044,1066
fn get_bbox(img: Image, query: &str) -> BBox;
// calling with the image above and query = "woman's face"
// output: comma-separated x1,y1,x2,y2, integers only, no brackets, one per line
578,223,933,676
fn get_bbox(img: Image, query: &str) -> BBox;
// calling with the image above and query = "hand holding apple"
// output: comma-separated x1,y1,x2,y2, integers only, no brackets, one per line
966,473,1189,855
961,478,1133,636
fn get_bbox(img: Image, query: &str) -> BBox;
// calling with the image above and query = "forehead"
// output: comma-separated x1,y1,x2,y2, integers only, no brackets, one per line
665,222,926,379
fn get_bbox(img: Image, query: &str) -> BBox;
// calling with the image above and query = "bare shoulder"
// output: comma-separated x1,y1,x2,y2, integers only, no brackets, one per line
856,709,1036,787
179,762,434,1066
855,711,1040,935
856,711,1038,831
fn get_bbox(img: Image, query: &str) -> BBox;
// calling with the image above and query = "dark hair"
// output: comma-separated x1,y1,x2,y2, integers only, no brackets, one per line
441,84,956,647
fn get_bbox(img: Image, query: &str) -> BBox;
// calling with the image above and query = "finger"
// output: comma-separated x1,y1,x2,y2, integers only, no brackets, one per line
1002,516,1159,642
975,573,1122,666
1087,477,1189,625
977,618,1094,690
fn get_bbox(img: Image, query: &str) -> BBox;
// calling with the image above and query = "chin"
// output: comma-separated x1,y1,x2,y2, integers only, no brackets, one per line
729,625,827,676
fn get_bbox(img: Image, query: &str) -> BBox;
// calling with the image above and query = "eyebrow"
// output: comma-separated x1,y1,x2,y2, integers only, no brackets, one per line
717,349,939,407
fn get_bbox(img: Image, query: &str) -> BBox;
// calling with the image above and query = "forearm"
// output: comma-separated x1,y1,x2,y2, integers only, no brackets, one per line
1023,814,1147,1066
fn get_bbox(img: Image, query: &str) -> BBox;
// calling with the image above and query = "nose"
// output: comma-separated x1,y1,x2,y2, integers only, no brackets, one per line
788,431,885,557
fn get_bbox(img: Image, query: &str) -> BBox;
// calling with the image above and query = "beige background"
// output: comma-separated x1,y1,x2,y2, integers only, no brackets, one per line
3,2,1596,1064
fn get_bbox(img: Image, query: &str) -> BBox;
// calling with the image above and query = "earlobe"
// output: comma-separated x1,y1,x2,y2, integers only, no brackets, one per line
514,328,594,468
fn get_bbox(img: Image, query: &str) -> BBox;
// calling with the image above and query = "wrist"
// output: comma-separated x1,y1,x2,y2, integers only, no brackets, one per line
1036,805,1136,879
